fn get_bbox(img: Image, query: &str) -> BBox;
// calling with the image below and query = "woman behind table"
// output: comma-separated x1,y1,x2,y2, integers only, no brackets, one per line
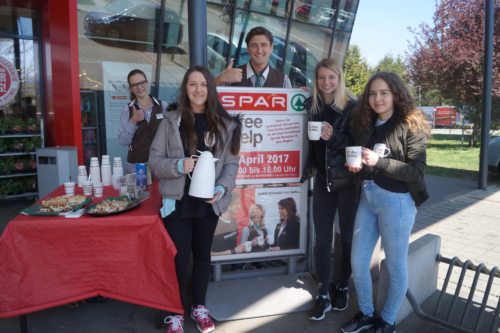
149,66,241,333
270,197,300,251
118,69,168,174
240,204,269,252
341,72,430,333
303,58,358,321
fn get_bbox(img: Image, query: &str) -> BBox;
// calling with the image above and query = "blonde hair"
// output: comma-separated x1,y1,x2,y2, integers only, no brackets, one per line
310,58,355,115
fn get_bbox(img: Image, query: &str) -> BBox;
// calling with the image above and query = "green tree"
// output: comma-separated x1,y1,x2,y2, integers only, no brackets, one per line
407,0,500,146
373,54,407,79
343,45,369,97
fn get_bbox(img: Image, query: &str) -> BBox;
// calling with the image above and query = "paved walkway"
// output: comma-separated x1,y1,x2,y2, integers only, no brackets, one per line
1,177,499,332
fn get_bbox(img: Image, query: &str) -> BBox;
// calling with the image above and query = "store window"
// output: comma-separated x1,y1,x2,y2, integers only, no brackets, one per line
77,0,188,165
0,6,42,200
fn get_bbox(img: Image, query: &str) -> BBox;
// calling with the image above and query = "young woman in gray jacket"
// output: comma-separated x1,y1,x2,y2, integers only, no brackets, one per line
149,66,241,333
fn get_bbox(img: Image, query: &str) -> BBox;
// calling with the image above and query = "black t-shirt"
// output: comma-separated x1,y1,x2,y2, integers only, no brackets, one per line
212,229,238,252
173,113,214,219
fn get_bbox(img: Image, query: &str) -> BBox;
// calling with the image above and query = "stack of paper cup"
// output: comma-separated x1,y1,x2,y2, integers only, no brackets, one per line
89,157,101,187
101,155,112,186
113,157,123,176
112,157,124,190
77,165,87,187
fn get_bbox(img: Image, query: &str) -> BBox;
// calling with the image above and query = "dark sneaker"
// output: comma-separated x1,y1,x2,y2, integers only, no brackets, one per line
164,314,184,333
191,305,215,333
309,295,332,320
341,311,375,333
369,318,396,333
331,285,349,311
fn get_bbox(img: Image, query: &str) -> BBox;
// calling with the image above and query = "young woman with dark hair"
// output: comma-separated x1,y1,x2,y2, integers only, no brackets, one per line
149,66,241,333
341,72,430,333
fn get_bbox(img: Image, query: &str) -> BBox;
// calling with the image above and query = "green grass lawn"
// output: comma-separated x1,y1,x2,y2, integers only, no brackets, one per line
426,134,480,180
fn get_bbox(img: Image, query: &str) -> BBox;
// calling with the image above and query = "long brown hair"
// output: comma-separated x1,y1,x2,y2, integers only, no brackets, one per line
351,72,430,137
177,66,241,156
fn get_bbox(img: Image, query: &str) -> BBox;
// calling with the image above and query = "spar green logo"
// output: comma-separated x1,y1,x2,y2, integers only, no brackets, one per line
291,94,306,112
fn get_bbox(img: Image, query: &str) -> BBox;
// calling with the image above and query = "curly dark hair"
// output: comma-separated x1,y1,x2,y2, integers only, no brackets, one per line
351,72,430,138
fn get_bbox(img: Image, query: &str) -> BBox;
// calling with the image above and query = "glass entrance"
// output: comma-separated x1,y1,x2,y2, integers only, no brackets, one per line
0,5,43,199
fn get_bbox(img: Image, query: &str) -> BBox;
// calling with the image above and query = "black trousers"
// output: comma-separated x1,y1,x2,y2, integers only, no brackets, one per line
163,211,219,307
313,174,357,295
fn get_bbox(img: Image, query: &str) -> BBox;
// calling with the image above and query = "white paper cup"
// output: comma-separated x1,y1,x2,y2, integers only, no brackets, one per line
257,235,265,246
90,157,99,167
83,181,93,196
77,175,87,187
64,182,75,196
373,143,390,157
93,182,104,198
244,241,252,252
307,121,322,141
101,155,110,165
113,157,122,167
346,146,362,167
77,165,87,176
101,164,112,186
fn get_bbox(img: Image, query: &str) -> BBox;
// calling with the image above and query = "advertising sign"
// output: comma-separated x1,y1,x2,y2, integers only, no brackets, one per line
211,87,309,262
0,56,20,107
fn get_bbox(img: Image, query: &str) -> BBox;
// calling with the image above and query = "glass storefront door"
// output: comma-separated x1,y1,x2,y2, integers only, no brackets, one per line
0,6,43,199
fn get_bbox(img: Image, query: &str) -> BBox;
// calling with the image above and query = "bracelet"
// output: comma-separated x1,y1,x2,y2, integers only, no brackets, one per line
230,248,236,254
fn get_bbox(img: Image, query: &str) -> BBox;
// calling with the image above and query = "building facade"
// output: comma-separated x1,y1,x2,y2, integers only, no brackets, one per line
0,0,359,198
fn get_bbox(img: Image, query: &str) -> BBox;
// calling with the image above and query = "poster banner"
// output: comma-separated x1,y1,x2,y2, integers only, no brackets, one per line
211,87,309,261
102,61,152,163
0,56,20,107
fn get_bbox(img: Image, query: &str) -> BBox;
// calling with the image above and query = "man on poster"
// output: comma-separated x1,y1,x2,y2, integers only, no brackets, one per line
215,26,292,89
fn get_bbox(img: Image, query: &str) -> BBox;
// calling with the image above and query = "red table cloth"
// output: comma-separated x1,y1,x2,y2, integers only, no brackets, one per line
0,183,183,318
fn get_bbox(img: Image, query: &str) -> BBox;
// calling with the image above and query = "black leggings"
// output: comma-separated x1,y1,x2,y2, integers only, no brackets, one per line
163,211,219,307
313,175,357,294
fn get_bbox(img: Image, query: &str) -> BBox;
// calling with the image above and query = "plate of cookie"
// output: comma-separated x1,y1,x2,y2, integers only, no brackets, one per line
21,194,92,216
86,196,141,216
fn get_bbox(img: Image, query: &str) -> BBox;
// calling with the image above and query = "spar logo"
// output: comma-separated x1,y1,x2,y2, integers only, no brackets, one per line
291,93,306,112
0,56,20,107
219,92,287,111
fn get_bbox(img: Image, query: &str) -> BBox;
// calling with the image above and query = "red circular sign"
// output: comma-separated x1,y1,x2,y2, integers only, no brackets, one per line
0,56,20,107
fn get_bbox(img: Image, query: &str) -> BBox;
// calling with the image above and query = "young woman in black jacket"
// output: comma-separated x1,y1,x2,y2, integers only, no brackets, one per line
341,72,430,333
303,58,358,321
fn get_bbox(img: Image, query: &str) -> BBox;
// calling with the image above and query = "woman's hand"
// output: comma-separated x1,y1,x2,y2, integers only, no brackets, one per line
361,147,379,167
183,157,196,174
207,190,223,204
234,243,245,254
130,105,145,125
321,122,333,141
347,165,362,173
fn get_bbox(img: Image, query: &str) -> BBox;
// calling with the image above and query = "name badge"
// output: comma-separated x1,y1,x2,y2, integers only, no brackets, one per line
156,113,164,120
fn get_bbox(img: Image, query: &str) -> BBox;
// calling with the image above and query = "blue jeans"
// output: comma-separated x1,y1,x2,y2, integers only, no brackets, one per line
351,180,416,325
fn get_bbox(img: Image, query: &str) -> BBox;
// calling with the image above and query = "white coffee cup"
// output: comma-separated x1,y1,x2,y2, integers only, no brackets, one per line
346,146,362,167
307,121,322,141
64,181,75,196
244,241,252,252
83,180,93,196
93,181,104,197
373,143,390,157
101,164,112,186
257,235,265,247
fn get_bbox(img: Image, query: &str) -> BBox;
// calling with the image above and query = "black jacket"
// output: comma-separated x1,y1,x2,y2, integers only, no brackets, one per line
272,218,300,250
352,116,429,206
302,97,357,192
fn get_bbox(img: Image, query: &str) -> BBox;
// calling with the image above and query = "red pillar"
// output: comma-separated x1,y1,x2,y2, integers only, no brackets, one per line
40,0,83,163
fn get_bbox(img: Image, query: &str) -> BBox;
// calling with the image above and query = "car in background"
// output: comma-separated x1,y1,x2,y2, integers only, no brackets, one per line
83,0,183,51
488,136,500,173
207,33,250,75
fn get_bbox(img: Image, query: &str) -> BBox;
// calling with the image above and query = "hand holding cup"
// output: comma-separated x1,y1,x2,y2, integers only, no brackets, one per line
361,147,380,167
